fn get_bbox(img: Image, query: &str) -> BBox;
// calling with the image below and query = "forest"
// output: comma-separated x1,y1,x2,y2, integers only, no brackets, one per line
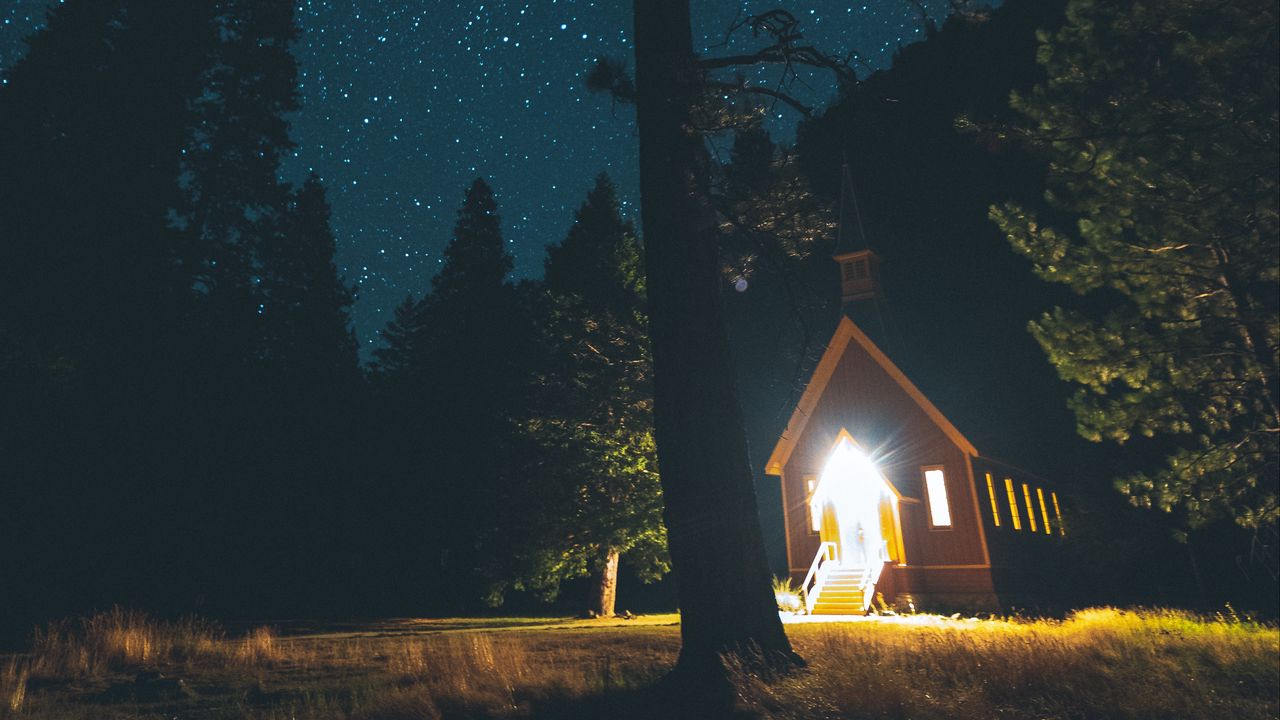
1,0,1276,663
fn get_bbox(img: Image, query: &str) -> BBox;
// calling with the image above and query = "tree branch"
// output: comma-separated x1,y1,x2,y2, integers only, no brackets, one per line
704,80,813,116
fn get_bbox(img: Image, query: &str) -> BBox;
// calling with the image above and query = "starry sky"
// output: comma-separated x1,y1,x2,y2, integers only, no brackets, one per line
1,0,953,355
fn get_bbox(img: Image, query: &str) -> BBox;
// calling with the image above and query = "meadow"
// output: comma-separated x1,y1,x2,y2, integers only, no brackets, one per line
1,606,1275,719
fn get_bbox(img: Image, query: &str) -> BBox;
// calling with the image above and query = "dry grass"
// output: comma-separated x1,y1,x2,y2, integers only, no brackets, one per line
2,659,28,714
0,606,1274,719
21,606,277,681
741,607,1279,720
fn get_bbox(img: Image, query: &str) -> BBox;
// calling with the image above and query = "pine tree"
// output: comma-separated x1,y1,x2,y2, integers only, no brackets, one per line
544,174,646,313
372,293,427,378
0,1,222,628
992,0,1279,539
418,178,522,419
0,0,333,621
0,1,211,377
181,0,301,373
259,175,358,385
498,174,666,617
408,178,530,595
429,178,513,301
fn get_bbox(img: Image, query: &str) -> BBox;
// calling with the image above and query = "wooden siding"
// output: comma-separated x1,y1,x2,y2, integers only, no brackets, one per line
778,318,990,574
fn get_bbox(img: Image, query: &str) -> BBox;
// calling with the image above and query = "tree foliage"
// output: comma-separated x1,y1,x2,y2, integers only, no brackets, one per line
0,0,360,632
992,0,1279,534
368,177,532,603
498,175,666,614
716,126,834,287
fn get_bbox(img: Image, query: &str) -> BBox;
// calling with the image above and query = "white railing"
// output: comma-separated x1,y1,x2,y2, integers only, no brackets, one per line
858,540,892,613
801,541,838,614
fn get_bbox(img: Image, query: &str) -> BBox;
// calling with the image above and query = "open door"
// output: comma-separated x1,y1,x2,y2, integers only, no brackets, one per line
808,430,903,571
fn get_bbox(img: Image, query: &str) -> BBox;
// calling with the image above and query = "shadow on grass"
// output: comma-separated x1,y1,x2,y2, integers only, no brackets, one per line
459,685,756,720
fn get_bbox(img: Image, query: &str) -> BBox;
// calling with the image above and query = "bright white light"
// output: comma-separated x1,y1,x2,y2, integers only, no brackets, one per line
924,469,951,527
810,437,893,568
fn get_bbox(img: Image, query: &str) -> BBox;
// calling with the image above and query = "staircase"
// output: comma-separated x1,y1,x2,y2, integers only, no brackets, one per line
809,566,870,615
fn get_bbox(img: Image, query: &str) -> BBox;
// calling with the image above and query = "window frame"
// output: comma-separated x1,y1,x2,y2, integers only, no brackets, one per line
1037,487,1053,536
985,472,1001,527
804,474,820,535
1004,477,1022,530
1051,491,1066,536
1022,483,1038,533
921,465,953,530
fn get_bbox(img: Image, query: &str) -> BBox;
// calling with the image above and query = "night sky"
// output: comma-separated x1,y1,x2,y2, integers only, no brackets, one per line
1,1,952,355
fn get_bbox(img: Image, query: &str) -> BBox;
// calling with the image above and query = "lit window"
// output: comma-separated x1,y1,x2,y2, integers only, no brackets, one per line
985,473,1001,527
806,476,820,533
924,468,951,527
1052,492,1065,536
1037,488,1052,535
1022,483,1038,533
1004,478,1021,530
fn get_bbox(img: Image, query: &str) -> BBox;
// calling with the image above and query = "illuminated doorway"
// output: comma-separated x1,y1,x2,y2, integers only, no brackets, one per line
809,431,904,570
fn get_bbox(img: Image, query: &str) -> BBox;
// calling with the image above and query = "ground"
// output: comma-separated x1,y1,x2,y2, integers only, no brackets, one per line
2,607,1276,719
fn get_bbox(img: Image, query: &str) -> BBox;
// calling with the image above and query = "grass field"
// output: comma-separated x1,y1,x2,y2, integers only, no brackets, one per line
1,606,1275,719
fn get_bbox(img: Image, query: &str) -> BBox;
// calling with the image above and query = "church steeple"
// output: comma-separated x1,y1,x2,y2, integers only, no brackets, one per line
832,159,882,305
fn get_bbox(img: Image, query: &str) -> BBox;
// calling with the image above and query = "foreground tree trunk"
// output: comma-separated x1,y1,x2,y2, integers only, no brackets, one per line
590,547,620,617
632,0,801,680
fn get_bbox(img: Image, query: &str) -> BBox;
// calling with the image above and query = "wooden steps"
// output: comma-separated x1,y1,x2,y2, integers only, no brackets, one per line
810,567,869,615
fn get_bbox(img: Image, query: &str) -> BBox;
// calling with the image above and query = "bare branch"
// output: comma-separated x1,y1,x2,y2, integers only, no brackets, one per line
705,80,813,116
699,9,857,84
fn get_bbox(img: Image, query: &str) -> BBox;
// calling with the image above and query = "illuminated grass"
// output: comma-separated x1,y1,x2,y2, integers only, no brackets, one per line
0,607,1274,719
748,608,1279,719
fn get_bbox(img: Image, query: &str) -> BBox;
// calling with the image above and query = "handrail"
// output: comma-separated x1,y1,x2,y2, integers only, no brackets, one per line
858,540,892,613
801,542,837,614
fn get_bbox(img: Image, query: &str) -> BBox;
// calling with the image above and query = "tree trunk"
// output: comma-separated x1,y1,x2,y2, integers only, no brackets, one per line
590,547,621,617
632,0,801,681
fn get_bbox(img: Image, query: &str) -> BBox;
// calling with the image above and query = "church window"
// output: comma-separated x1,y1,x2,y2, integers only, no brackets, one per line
805,475,820,533
1004,478,1021,530
1052,491,1065,536
985,473,1001,527
1022,483,1038,532
1037,488,1052,535
923,467,951,528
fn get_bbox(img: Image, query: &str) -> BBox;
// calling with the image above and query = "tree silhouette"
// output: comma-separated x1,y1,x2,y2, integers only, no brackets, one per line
370,178,533,603
629,1,834,683
498,174,666,617
259,175,358,385
0,0,361,629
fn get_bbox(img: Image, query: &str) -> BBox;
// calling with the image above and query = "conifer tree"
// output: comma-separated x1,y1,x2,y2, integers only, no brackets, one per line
500,174,666,617
180,0,301,375
373,294,427,378
259,175,358,385
430,179,513,298
0,1,211,378
408,178,529,592
0,0,338,620
993,0,1279,541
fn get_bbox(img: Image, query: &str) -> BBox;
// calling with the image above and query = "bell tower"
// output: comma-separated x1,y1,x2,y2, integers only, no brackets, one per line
834,248,881,304
832,159,883,306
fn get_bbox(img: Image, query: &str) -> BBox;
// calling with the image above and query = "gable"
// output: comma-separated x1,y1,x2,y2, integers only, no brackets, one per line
765,316,979,475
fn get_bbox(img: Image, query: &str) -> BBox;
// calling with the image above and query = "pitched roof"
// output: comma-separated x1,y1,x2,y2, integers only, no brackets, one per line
764,316,980,475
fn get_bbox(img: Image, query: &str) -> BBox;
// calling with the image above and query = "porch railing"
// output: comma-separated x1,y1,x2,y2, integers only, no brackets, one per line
858,539,892,613
801,541,838,614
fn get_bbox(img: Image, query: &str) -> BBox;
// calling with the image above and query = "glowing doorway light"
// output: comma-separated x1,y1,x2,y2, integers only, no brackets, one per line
809,435,895,568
